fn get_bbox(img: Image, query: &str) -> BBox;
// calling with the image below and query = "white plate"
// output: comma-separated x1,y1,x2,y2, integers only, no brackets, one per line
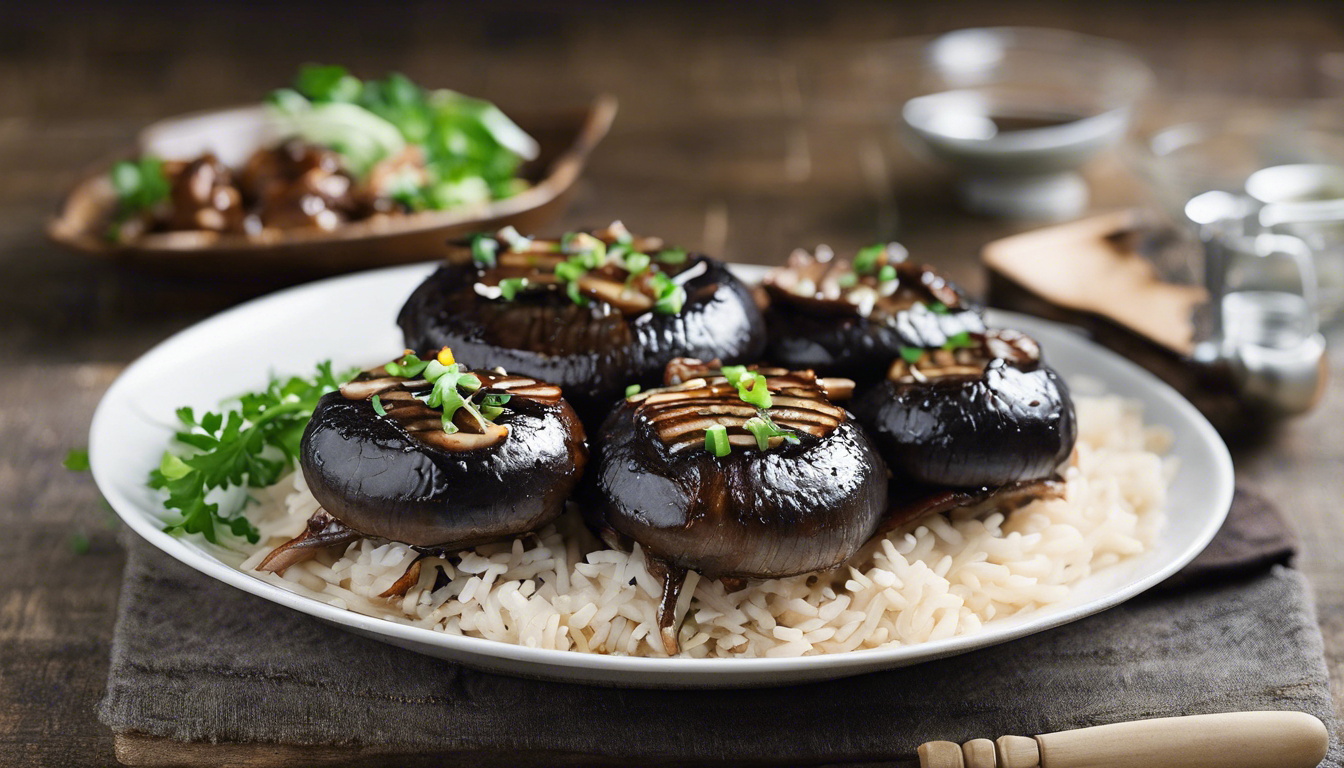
89,263,1233,688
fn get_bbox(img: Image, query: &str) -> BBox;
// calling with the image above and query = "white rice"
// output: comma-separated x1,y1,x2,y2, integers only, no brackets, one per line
233,395,1173,658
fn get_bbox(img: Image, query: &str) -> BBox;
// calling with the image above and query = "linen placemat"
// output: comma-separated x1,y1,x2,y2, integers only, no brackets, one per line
99,489,1339,767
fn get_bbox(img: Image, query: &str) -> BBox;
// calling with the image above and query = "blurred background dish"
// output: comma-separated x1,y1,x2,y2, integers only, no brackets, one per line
48,94,616,276
875,27,1152,220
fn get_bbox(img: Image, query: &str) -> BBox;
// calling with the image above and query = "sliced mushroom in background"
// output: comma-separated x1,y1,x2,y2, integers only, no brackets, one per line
762,244,985,382
397,223,767,425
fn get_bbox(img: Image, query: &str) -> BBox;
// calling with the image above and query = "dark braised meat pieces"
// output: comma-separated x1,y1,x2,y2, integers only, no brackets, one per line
853,329,1077,488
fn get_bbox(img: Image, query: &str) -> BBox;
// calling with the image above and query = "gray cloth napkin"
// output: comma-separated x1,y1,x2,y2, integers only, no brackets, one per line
99,489,1339,767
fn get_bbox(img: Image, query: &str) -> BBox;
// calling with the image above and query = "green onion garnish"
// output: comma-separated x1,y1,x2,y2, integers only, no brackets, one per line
743,415,799,450
877,264,897,282
928,301,950,315
555,260,585,282
499,277,528,300
837,273,858,288
566,280,589,306
705,424,731,457
735,372,772,409
385,353,430,378
623,251,651,275
942,331,974,350
371,394,387,416
470,234,499,267
899,346,924,364
649,272,686,314
625,384,641,397
721,365,747,385
853,243,886,275
656,248,688,265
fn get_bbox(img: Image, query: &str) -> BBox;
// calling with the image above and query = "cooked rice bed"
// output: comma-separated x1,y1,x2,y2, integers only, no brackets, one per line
234,395,1172,658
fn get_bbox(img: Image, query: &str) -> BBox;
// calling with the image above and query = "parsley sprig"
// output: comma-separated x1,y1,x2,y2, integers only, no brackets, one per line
149,361,353,544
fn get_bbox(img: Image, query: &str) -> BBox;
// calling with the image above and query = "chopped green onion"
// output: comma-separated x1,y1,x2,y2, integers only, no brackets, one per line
853,244,886,275
721,365,747,385
370,394,387,416
743,415,799,450
385,353,430,378
928,301,950,315
656,248,688,265
942,331,974,350
470,234,499,267
625,384,641,397
497,225,529,251
623,251,651,275
899,346,924,364
498,277,528,300
704,424,731,457
555,260,585,282
735,372,772,409
295,64,362,102
878,264,897,282
566,280,589,306
837,273,858,288
649,272,686,314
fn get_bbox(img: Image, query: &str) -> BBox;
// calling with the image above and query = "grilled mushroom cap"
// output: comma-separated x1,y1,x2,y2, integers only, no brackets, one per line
763,246,984,381
397,227,766,422
587,364,887,580
300,365,587,549
852,329,1077,488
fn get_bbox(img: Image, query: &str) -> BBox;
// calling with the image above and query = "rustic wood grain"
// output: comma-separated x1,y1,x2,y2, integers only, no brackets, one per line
2,2,1342,766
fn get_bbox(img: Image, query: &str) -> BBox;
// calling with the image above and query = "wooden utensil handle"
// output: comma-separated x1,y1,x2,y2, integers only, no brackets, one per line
917,711,1329,768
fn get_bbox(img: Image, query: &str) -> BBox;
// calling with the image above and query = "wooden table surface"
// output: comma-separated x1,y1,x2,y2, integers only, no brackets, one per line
2,2,1342,765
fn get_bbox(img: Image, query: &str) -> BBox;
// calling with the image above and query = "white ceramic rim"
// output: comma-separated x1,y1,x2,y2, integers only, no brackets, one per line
90,262,1234,685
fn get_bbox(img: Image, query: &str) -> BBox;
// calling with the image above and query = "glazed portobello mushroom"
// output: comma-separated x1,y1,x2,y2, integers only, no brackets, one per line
762,244,985,382
587,358,886,654
260,349,587,574
852,329,1077,488
398,222,766,423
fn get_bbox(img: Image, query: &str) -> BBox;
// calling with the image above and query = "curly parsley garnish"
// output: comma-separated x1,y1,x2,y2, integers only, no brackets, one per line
148,361,354,544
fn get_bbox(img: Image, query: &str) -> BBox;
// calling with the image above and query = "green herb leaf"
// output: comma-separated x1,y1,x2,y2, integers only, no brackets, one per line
295,64,363,103
735,372,773,409
63,449,90,472
877,264,897,282
942,332,974,350
152,361,354,545
566,280,589,306
371,394,387,417
853,244,886,275
900,346,924,364
743,415,799,451
623,251,651,275
705,424,731,457
470,234,499,267
385,353,430,379
498,277,528,300
625,384,641,397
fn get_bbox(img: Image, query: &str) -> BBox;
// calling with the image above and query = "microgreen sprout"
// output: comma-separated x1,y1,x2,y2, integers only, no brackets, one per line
371,394,387,416
942,331,974,351
385,352,430,379
743,414,799,450
625,384,641,397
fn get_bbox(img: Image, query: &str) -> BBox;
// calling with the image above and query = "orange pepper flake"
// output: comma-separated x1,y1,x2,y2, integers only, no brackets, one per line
436,347,456,366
